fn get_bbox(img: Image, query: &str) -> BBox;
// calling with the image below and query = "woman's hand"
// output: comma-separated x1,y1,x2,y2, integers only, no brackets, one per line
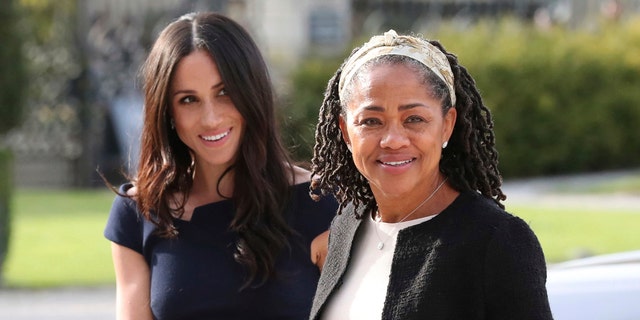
311,230,330,272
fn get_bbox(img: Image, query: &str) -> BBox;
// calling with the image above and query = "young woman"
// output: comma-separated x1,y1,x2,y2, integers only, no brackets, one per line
104,12,336,319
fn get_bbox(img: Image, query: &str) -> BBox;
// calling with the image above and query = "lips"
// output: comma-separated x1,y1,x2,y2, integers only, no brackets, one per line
200,129,230,142
379,158,415,166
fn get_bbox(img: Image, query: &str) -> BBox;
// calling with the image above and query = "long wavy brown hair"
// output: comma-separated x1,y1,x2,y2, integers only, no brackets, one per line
310,35,506,217
131,12,294,288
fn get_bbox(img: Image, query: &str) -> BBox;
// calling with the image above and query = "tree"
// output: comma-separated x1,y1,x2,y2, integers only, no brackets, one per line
0,0,27,285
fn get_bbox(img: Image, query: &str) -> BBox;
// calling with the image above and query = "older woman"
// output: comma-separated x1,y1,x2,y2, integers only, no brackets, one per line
309,30,553,319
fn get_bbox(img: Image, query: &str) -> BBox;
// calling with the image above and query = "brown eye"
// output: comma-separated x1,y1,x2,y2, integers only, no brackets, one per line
361,118,382,126
406,115,424,123
179,95,197,104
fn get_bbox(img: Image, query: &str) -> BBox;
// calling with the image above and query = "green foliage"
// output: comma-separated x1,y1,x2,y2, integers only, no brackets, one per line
285,17,640,177
0,0,27,135
280,58,343,162
0,0,27,285
0,150,11,284
431,17,640,178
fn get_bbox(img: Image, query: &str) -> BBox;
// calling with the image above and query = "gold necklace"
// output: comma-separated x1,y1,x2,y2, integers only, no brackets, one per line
373,177,448,250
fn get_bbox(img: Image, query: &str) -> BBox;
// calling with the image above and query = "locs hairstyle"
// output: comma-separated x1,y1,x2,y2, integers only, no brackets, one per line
135,12,294,287
310,37,506,217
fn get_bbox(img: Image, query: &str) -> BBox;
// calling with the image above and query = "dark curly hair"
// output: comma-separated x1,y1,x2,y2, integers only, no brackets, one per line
310,35,506,218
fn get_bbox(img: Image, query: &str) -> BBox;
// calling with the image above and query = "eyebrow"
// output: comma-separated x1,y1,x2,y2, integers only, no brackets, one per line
172,81,224,97
362,103,427,112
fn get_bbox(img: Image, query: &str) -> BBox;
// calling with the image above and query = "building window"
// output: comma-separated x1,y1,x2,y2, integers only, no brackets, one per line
309,9,343,45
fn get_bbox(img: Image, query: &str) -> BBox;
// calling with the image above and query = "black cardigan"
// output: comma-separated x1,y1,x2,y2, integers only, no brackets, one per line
311,191,553,320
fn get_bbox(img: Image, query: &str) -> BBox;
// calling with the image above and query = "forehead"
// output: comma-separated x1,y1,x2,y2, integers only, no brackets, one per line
349,63,428,98
172,50,220,88
342,63,443,115
359,62,420,84
360,56,426,81
341,58,429,104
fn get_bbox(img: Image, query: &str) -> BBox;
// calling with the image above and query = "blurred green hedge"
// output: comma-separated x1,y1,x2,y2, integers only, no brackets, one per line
0,0,25,285
280,58,343,163
282,17,640,178
0,150,11,285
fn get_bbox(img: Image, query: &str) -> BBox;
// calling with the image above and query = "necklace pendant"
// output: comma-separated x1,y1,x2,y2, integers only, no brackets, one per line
377,242,384,250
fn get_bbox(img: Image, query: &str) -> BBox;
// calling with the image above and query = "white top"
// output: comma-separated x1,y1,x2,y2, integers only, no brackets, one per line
322,213,437,320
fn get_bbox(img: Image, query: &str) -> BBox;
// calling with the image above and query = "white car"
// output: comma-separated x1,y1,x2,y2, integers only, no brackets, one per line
546,250,640,320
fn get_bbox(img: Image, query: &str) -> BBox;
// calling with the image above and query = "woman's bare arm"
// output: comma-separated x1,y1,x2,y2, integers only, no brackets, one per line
111,242,153,320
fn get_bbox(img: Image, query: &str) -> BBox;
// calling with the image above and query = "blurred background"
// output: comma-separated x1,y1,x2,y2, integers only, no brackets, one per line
2,0,639,189
0,0,639,318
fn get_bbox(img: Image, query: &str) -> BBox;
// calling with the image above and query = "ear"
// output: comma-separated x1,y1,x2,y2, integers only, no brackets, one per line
442,107,457,145
338,115,352,150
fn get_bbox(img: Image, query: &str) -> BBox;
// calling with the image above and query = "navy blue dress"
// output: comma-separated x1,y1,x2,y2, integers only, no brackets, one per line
104,182,337,320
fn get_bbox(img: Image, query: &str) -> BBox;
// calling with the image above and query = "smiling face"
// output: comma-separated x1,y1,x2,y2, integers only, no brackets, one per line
339,62,456,200
170,49,245,173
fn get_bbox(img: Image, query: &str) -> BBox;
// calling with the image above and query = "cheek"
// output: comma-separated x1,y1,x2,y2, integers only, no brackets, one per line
348,129,375,155
173,125,190,146
172,118,191,140
344,125,360,145
227,103,244,123
234,112,246,140
171,106,194,126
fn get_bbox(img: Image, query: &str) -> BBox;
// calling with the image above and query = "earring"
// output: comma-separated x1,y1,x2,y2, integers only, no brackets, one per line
170,118,175,130
442,141,448,149
346,142,352,152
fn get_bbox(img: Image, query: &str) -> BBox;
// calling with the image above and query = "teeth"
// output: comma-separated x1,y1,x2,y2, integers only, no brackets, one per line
383,159,412,166
202,131,229,141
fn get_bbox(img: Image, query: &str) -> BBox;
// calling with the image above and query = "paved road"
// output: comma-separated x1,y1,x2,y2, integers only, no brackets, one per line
0,170,638,319
502,169,640,211
0,286,115,319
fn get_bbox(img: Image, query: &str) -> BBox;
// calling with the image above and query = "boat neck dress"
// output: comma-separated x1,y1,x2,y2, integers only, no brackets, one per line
104,181,337,320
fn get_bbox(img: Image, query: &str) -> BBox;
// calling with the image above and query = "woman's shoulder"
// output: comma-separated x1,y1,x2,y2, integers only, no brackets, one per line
290,180,337,209
290,164,311,185
288,164,338,210
108,183,143,221
288,180,338,227
426,191,542,255
444,191,527,228
451,190,507,215
104,183,147,253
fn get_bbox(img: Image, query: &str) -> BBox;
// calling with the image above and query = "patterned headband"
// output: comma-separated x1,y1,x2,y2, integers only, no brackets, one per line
338,30,456,106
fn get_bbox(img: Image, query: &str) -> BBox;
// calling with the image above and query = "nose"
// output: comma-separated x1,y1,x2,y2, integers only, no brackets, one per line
379,123,410,149
200,99,222,127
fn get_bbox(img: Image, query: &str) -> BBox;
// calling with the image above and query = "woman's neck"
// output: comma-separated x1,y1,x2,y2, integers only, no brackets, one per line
190,162,235,204
374,183,458,223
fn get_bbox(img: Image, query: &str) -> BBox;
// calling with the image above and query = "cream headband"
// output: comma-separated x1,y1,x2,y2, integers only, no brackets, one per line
338,30,456,106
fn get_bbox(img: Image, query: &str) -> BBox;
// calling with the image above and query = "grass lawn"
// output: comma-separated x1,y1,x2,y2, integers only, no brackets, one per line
511,205,640,263
2,176,639,288
3,189,116,288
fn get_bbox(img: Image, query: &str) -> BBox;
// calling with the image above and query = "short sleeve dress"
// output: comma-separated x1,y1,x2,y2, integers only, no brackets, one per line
104,181,337,320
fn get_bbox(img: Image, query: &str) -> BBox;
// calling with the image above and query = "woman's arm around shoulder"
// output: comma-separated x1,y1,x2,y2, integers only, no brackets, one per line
290,164,335,272
111,242,153,320
311,230,330,272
